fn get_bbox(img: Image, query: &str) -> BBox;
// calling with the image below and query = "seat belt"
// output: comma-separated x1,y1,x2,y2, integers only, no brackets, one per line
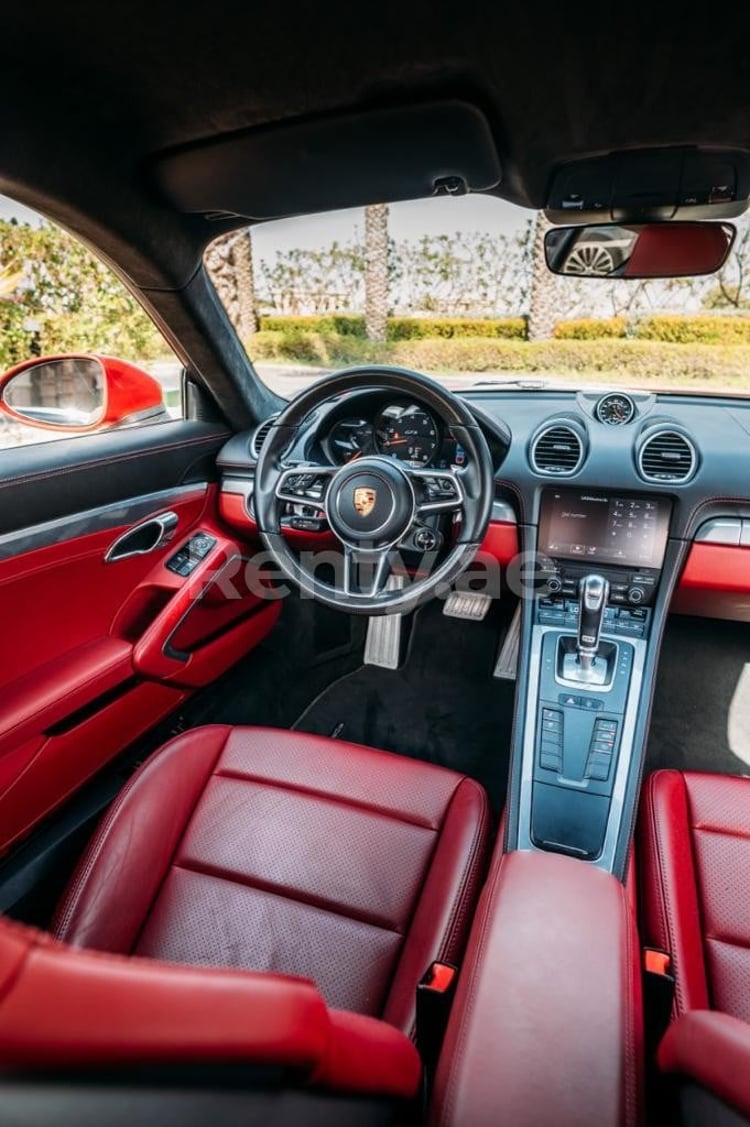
416,961,457,1087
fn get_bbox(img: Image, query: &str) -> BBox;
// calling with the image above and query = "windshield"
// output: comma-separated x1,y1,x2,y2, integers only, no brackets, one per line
205,195,750,398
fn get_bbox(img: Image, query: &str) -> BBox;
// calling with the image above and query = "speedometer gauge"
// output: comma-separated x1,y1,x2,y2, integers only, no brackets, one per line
375,404,439,466
595,393,636,426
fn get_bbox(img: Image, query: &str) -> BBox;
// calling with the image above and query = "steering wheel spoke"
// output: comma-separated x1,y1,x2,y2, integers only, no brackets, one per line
342,545,393,599
275,465,336,512
410,468,465,516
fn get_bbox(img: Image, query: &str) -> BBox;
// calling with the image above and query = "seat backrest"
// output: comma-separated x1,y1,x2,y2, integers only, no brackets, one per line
639,769,750,1022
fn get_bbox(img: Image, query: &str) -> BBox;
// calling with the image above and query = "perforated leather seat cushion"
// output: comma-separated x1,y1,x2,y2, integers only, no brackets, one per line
54,725,490,1035
639,769,750,1022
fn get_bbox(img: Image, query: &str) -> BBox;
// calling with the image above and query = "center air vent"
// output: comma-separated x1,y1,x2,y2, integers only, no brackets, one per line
252,414,279,458
638,428,697,483
531,424,585,476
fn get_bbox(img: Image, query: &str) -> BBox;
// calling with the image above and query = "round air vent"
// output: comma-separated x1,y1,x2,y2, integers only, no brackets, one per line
252,414,279,458
637,427,697,483
531,423,585,476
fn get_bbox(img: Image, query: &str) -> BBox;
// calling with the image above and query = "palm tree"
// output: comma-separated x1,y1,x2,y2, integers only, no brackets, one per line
527,212,558,341
364,204,389,342
205,228,259,339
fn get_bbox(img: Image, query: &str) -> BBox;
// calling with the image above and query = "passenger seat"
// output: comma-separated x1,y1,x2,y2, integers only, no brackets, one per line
639,769,750,1123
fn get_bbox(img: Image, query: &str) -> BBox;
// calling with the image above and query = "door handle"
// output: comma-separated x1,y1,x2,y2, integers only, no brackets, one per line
105,511,179,563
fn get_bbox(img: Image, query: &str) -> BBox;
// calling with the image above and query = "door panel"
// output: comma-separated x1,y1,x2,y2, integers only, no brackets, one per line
0,420,228,534
0,422,279,853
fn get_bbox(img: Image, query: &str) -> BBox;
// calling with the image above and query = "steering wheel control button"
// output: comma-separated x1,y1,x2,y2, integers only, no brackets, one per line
414,526,439,552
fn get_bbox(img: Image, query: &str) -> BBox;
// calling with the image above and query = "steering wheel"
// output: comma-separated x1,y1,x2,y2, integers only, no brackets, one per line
254,367,495,615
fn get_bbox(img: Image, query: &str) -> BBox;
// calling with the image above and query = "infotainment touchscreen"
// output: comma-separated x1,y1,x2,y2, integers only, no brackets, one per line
538,491,672,569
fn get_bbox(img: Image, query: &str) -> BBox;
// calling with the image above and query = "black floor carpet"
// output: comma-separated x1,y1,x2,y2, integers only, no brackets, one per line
647,614,750,777
293,599,516,816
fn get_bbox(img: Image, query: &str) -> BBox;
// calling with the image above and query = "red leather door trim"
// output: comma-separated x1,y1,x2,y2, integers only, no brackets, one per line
0,637,133,760
0,487,279,848
0,682,184,853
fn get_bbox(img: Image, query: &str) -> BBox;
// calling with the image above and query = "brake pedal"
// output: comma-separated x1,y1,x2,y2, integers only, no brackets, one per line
493,601,521,680
442,591,492,621
364,575,406,669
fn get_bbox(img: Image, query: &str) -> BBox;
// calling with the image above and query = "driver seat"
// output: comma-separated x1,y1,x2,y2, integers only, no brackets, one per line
52,724,490,1036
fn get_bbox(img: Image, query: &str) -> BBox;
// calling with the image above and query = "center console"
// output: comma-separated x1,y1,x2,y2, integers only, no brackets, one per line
516,489,672,869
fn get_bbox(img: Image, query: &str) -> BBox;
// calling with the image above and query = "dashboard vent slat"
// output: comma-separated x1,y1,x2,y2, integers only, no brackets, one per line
638,429,696,483
252,414,279,458
531,424,585,476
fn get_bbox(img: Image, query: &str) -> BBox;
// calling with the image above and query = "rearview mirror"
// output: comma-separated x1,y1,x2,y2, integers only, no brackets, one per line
544,221,735,279
0,354,168,433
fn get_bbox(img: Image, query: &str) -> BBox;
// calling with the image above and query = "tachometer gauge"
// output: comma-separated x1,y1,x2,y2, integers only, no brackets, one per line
375,404,440,467
595,393,636,426
328,418,376,462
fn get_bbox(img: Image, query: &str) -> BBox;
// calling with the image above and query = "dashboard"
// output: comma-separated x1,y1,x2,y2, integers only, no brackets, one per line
217,379,750,621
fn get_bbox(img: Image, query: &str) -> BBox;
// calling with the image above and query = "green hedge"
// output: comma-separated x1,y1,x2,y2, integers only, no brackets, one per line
555,314,750,344
554,318,627,340
249,330,750,385
257,314,526,341
634,315,750,344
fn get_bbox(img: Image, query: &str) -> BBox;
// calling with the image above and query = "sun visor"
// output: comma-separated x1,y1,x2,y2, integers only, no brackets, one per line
152,101,502,221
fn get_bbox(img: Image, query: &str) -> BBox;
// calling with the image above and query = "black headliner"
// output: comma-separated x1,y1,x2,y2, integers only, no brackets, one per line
3,3,750,422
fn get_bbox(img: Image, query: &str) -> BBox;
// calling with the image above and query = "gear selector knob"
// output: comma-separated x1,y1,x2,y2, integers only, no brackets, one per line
577,574,610,669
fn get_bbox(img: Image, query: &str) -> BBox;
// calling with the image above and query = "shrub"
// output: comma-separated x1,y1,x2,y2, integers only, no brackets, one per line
634,315,750,344
259,314,366,337
257,314,527,342
554,318,627,340
554,314,750,344
387,316,526,341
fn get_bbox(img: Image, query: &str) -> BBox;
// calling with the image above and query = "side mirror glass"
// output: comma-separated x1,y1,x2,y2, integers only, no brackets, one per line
544,221,735,279
1,357,105,429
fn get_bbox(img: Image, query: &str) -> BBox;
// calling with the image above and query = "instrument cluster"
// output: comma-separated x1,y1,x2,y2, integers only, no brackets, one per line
324,401,467,470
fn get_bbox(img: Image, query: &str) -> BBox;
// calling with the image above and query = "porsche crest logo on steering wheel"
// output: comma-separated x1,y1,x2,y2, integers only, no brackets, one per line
353,486,377,517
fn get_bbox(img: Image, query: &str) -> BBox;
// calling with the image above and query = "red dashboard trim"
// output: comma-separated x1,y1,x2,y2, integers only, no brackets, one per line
678,543,750,593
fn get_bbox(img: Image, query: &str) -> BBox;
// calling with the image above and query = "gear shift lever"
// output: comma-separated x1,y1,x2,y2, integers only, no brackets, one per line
577,574,610,670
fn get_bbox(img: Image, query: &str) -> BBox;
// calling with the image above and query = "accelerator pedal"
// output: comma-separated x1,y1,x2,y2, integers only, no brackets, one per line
442,591,492,622
364,574,406,669
493,601,522,680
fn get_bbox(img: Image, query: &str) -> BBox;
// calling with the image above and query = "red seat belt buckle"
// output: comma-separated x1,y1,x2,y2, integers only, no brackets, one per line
643,948,672,978
421,961,457,995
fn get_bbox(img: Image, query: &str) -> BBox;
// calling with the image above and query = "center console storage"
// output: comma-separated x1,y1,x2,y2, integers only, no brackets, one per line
516,489,672,868
431,850,643,1127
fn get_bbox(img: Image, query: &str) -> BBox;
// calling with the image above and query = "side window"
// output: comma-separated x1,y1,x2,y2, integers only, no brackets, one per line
0,194,181,450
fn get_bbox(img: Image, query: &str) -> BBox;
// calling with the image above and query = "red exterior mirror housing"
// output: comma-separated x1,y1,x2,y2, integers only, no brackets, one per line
0,353,167,433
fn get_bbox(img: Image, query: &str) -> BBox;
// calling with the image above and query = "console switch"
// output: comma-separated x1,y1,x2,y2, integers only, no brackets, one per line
584,718,619,781
539,707,564,772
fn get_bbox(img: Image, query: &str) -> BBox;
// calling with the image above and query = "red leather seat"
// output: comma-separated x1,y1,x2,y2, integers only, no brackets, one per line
53,724,490,1037
638,769,750,1023
638,769,750,1120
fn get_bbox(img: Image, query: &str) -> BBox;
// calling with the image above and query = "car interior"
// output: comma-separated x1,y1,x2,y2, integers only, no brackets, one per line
2,5,750,1125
